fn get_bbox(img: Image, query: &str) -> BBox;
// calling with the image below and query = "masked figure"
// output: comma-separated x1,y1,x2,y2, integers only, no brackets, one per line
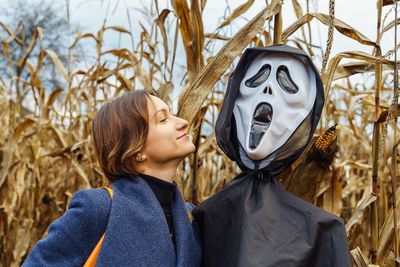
192,45,352,267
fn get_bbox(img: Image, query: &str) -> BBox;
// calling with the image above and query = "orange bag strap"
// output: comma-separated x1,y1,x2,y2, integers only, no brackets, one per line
83,187,113,267
187,208,194,223
100,187,113,199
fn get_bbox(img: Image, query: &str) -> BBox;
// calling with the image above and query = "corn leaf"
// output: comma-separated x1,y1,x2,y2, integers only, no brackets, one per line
217,0,255,29
346,192,377,234
282,13,377,48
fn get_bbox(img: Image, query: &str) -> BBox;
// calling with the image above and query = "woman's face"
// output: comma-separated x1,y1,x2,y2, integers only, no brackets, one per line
141,95,195,165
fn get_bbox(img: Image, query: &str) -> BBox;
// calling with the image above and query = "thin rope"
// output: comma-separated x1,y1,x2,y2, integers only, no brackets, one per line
321,0,335,73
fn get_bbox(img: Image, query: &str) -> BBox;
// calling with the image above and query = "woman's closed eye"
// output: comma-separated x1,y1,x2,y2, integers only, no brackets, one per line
156,108,177,123
157,110,169,123
160,113,177,123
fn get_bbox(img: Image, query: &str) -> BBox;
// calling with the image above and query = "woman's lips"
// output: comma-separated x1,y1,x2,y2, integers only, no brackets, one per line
178,133,188,139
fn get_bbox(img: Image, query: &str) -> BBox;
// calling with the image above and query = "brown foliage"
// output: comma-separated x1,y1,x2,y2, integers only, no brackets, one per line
1,1,400,266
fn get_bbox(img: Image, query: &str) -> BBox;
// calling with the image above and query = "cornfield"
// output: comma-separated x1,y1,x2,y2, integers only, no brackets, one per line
1,0,400,266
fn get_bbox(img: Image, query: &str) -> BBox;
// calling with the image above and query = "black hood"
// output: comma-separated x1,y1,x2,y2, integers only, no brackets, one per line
215,44,324,176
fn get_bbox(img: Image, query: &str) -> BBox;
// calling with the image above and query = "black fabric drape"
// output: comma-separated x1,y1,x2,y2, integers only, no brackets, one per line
193,173,352,267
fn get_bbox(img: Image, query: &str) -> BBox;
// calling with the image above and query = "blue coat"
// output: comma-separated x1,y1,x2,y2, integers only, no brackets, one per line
23,175,202,266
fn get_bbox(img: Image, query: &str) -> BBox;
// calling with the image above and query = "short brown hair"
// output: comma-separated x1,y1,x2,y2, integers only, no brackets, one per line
92,90,152,181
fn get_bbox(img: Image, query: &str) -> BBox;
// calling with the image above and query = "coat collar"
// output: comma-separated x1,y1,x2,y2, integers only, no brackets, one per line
96,175,201,266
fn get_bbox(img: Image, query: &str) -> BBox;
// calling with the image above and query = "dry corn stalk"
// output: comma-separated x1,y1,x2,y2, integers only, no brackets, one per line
0,0,400,266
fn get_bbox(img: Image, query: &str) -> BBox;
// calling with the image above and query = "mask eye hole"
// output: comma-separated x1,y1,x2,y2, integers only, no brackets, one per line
245,64,271,88
276,65,299,94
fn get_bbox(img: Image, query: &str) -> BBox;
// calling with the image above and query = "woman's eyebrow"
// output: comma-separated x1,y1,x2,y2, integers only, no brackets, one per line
152,108,169,120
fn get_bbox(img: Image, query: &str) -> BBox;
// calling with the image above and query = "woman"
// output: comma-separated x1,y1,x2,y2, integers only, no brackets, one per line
23,90,202,266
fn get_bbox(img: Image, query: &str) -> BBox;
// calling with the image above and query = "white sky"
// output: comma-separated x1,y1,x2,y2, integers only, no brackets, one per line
63,0,398,57
0,0,398,94
62,1,398,92
0,0,397,69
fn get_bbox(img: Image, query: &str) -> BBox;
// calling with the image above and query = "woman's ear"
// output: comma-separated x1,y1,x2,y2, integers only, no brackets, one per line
136,153,146,162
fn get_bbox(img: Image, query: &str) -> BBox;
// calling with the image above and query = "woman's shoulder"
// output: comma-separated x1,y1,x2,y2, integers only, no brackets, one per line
67,188,111,217
23,188,112,266
69,187,111,208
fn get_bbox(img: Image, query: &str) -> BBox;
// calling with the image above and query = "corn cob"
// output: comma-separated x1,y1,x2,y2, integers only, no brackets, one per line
314,125,337,151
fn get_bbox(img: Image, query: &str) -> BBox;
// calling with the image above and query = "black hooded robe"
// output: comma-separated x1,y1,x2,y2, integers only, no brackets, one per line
192,45,352,267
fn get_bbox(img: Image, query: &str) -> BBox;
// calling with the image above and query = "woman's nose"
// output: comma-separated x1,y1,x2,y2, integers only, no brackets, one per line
176,117,188,130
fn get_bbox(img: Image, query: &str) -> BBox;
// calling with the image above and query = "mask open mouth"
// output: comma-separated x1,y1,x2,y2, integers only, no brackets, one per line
249,103,273,149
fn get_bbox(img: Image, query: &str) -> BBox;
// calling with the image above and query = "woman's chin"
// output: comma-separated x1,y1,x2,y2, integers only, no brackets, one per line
182,143,196,157
189,142,196,153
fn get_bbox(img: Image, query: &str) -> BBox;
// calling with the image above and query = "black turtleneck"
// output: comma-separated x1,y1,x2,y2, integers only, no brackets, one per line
139,173,176,248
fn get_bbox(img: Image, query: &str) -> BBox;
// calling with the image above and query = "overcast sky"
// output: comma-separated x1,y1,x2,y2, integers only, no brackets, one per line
0,0,397,66
0,0,398,91
63,0,398,58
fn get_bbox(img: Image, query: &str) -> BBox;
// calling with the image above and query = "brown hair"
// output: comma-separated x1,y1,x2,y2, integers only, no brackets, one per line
92,90,152,181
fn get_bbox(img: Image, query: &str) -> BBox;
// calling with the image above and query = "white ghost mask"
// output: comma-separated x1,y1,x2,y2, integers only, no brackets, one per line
233,52,317,161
